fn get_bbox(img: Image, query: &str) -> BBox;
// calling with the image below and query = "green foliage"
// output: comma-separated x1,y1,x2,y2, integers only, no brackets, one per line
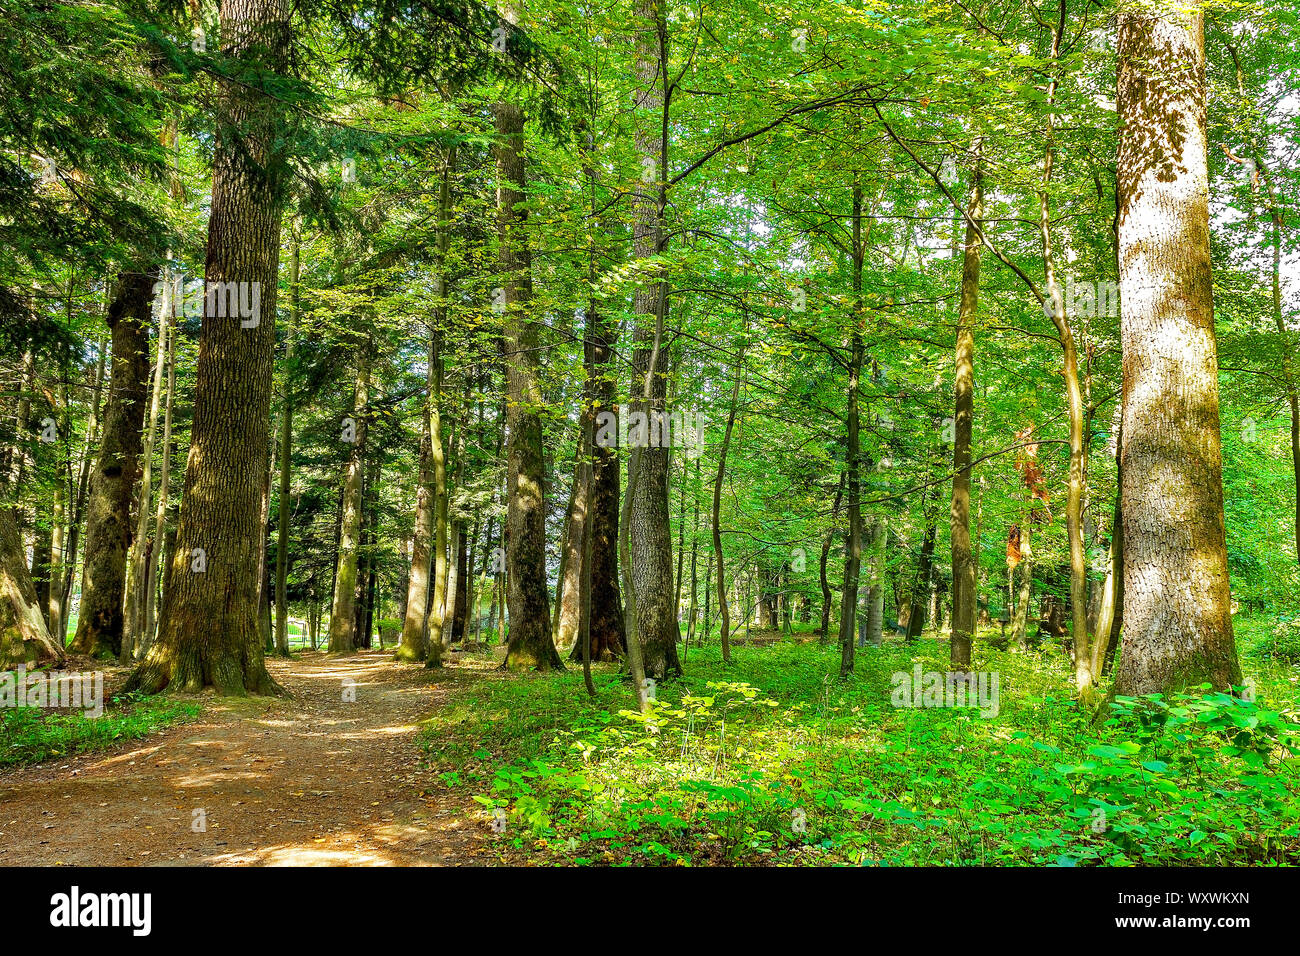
0,693,200,766
424,627,1300,865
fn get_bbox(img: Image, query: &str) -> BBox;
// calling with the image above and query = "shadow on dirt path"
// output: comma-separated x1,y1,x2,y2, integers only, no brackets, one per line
0,650,492,866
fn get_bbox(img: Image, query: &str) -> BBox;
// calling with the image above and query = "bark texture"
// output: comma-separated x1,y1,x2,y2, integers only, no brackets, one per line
627,0,681,680
1,506,65,667
496,51,561,671
950,154,982,670
125,0,288,695
70,270,153,659
1113,4,1240,695
328,343,371,653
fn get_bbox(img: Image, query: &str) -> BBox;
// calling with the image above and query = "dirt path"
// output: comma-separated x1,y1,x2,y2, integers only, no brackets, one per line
0,651,492,866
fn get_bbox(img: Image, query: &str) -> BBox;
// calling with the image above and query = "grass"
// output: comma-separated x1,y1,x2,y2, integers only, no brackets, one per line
0,692,201,767
418,615,1300,866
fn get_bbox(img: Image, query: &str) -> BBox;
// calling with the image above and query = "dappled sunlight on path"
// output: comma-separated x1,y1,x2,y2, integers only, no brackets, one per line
0,651,489,866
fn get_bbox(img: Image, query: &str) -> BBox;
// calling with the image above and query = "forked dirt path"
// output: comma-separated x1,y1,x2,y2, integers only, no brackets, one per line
0,650,491,866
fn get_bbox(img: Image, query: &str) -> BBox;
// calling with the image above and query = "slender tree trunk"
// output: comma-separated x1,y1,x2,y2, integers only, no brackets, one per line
273,224,299,657
950,147,983,670
122,268,172,662
1113,3,1240,694
837,179,865,678
906,481,939,641
684,454,701,651
1035,9,1091,690
327,339,371,653
48,390,66,643
444,523,464,648
5,348,34,490
864,516,886,647
819,474,844,640
1011,523,1034,650
141,310,177,656
713,352,743,664
555,458,582,648
61,334,109,621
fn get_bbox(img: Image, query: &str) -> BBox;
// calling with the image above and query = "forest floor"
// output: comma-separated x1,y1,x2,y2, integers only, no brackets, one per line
0,650,493,866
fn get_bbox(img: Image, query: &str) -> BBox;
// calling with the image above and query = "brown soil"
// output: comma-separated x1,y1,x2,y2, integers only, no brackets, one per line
0,650,492,866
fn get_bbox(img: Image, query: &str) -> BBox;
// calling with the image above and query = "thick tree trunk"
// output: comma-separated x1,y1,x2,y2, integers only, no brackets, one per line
126,0,288,696
495,40,561,670
626,0,681,682
576,246,625,659
1112,4,1240,695
70,270,153,659
950,150,982,670
1,506,65,667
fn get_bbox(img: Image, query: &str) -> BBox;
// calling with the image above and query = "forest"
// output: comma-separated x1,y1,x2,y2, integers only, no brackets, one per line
1,0,1299,873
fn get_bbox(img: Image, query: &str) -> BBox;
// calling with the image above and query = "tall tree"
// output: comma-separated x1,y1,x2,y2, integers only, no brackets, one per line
328,338,372,653
126,0,290,695
626,0,682,680
70,269,153,659
1112,0,1240,695
497,14,562,671
949,149,983,670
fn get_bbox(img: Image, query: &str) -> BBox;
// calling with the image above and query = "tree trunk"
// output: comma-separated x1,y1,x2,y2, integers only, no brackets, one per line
141,309,177,656
495,30,561,670
818,474,844,639
838,179,865,678
555,457,583,650
1113,3,1240,695
121,269,171,662
626,0,681,682
906,483,939,641
48,371,67,644
574,151,626,660
273,224,299,657
126,0,288,695
71,270,153,659
950,148,983,670
327,340,370,653
60,333,108,623
864,516,886,647
713,355,743,664
1,506,65,667
399,335,438,663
